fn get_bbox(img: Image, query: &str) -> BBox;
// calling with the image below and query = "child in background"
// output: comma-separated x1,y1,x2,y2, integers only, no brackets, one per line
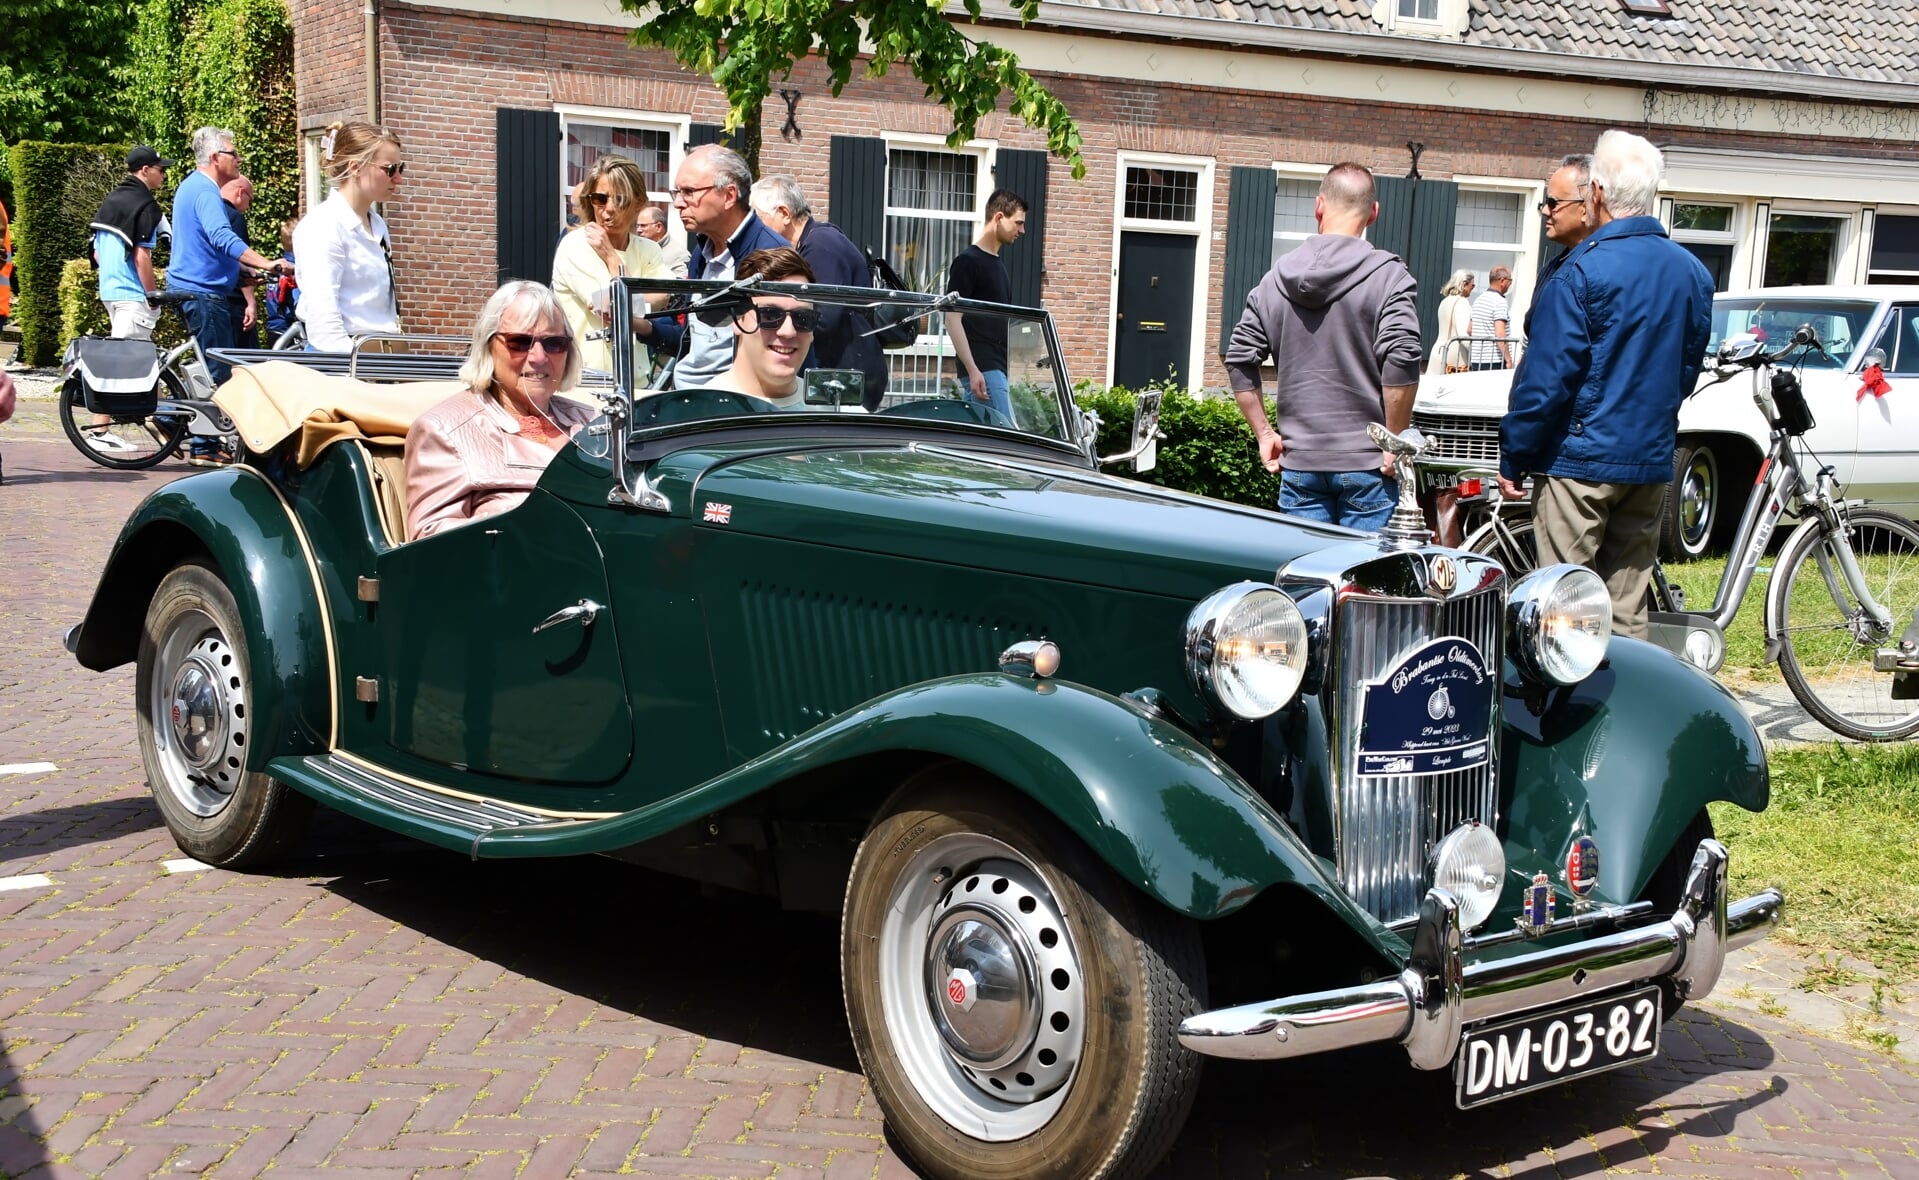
263,216,300,345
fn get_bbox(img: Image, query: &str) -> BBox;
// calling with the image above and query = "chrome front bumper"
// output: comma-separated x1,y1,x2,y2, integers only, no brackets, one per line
1178,839,1783,1067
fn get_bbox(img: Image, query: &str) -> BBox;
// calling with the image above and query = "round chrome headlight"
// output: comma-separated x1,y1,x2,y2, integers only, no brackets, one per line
1184,583,1309,720
1506,565,1611,685
1431,821,1505,931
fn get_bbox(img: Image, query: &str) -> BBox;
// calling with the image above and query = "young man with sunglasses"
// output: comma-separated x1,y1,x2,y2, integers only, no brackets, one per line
169,127,289,384
694,248,819,407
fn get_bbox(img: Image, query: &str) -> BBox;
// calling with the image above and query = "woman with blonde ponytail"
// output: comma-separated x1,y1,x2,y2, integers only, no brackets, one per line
293,120,405,351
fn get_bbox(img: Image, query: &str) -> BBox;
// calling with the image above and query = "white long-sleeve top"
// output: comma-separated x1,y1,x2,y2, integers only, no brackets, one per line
293,191,400,352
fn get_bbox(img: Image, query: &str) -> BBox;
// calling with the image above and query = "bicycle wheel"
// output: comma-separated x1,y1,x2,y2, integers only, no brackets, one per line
61,368,192,471
1463,514,1539,575
1772,507,1919,741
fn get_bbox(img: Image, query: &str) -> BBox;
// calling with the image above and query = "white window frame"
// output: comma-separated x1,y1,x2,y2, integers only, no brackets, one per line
1661,197,1747,290
302,131,331,213
1269,162,1331,267
881,132,996,295
1104,150,1215,393
1450,175,1541,332
1867,206,1919,284
554,104,689,251
1762,201,1858,288
1371,0,1468,38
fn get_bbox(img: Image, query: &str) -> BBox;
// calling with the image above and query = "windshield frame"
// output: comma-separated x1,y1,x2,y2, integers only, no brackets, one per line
605,276,1086,453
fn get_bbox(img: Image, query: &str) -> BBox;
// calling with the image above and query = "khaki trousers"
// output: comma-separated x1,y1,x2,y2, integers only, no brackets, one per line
1533,476,1668,640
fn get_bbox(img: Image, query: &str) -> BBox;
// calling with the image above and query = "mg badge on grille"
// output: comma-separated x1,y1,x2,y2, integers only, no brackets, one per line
1520,870,1556,935
1565,835,1601,898
1430,554,1457,594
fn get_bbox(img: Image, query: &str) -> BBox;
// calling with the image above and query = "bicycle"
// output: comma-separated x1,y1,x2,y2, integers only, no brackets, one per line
1465,324,1919,742
59,288,256,471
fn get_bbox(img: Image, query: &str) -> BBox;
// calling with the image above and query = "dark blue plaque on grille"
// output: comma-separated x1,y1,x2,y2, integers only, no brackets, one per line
1357,638,1494,777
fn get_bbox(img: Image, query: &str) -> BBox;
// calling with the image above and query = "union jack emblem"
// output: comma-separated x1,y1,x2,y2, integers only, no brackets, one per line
703,502,733,525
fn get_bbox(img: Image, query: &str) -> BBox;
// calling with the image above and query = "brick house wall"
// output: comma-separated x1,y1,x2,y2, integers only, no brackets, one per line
292,0,1917,387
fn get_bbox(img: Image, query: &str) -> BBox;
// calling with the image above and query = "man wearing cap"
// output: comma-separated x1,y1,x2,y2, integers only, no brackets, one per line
80,145,175,453
169,126,287,385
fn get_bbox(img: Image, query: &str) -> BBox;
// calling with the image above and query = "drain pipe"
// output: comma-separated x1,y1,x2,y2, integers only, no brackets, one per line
364,0,380,124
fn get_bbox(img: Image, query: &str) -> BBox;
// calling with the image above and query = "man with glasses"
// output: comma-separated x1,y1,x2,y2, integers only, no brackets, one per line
169,126,288,385
666,144,787,387
637,206,689,278
82,145,174,453
1528,154,1594,337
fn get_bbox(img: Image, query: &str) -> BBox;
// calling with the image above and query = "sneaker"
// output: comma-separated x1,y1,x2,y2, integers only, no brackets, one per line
86,429,140,454
185,439,234,467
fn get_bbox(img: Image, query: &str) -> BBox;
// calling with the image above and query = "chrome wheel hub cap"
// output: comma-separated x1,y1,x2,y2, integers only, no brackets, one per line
169,649,226,769
920,857,1083,1105
150,626,247,816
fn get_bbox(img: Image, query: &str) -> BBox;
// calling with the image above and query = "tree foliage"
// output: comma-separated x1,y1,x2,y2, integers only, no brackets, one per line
0,0,143,148
626,0,1087,180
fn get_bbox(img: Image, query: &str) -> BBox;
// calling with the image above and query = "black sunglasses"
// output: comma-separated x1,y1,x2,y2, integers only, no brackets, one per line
1537,192,1587,213
495,333,573,355
736,305,820,333
377,161,406,179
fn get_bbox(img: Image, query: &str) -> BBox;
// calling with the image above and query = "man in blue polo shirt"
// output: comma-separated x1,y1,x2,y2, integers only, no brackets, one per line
169,126,287,385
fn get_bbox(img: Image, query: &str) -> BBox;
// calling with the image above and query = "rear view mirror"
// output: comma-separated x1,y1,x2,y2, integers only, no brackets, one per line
804,369,865,407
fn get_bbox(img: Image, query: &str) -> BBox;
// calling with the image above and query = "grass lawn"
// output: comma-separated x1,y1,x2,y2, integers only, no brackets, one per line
1660,553,1775,680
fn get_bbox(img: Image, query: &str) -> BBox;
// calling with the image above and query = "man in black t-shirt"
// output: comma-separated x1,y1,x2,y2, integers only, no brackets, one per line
944,189,1027,423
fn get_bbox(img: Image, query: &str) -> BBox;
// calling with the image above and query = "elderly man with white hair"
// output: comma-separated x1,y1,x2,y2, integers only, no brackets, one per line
1497,129,1713,639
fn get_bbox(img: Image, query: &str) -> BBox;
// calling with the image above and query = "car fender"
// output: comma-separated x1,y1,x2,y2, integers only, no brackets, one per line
479,674,1390,937
1500,636,1768,903
73,467,334,764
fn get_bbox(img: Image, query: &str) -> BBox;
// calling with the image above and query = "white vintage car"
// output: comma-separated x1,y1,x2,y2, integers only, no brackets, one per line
1414,284,1919,559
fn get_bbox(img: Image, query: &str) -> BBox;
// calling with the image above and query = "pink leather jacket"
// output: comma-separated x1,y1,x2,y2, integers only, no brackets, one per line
404,387,599,540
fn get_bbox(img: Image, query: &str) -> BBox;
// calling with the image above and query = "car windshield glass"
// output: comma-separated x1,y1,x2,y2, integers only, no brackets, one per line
1709,298,1879,370
605,278,1076,444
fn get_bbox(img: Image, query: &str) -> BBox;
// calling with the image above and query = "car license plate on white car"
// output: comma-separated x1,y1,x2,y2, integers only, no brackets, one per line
1455,986,1662,1108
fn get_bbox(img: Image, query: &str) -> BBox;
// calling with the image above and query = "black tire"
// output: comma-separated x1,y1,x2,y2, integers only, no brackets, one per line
842,769,1205,1180
136,563,312,866
1639,809,1714,1021
1660,442,1721,562
1463,514,1540,577
1771,507,1919,741
61,368,191,471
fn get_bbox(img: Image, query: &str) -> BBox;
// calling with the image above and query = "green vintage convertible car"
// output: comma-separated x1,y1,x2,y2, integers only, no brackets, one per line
72,278,1783,1180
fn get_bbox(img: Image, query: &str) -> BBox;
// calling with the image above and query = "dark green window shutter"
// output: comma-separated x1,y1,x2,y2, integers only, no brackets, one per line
1368,174,1414,259
1537,238,1569,279
993,149,1048,307
1404,179,1458,351
828,136,887,258
1220,166,1276,355
496,108,561,285
689,123,726,148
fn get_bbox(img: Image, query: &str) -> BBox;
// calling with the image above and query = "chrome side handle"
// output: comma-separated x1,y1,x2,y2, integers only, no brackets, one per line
532,598,603,635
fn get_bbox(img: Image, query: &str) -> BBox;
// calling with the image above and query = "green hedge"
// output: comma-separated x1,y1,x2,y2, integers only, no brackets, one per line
9,140,128,366
1074,384,1280,508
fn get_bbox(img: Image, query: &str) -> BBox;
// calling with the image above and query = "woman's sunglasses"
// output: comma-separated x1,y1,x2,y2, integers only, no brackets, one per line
377,162,406,179
584,192,627,208
495,333,573,355
736,305,820,333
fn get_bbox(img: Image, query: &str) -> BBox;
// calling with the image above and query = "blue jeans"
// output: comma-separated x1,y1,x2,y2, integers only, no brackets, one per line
1279,469,1396,532
970,369,1013,424
176,288,236,385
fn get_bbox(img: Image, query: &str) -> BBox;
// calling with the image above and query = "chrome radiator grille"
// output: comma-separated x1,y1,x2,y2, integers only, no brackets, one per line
1412,410,1502,466
1331,586,1504,926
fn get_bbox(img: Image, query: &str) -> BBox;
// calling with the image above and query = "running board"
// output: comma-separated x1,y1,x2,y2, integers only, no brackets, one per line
267,753,597,857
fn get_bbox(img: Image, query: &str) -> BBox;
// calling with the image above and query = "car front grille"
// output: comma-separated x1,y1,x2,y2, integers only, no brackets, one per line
1413,410,1502,466
1330,585,1504,926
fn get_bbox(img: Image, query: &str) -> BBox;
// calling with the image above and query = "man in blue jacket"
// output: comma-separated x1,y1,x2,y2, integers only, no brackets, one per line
1498,130,1713,639
660,144,788,388
168,127,288,385
749,175,889,409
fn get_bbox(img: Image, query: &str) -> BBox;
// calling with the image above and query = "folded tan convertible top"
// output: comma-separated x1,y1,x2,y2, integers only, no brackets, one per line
216,362,464,468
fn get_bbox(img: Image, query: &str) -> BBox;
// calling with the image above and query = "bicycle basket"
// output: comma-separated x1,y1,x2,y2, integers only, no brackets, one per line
1769,370,1816,436
66,336,162,416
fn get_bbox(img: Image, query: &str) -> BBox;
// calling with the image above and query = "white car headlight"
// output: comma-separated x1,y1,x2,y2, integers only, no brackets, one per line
1507,564,1611,685
1431,821,1505,931
1184,583,1309,720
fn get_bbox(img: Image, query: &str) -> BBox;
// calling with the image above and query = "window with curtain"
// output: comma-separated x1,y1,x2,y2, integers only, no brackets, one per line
1271,176,1319,262
559,119,675,226
1451,189,1527,289
884,148,982,292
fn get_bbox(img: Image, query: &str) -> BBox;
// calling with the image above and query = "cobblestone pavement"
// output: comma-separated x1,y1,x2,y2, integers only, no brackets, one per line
2,409,1917,1179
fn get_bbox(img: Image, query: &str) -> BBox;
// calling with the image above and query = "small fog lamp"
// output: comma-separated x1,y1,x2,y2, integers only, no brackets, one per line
1431,821,1505,931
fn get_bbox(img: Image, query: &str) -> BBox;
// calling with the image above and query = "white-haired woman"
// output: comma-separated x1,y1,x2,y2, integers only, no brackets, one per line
404,282,597,540
1428,269,1476,375
294,121,405,352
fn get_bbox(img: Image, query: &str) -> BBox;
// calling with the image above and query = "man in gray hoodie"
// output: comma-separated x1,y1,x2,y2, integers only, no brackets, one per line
1227,163,1423,530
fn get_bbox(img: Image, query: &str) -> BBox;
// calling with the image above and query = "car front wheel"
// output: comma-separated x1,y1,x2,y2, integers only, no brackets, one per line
1661,442,1721,561
136,562,312,867
842,770,1205,1180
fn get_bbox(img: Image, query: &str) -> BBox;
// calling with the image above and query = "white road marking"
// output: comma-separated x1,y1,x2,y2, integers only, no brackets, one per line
162,859,212,875
0,875,54,892
0,763,58,776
